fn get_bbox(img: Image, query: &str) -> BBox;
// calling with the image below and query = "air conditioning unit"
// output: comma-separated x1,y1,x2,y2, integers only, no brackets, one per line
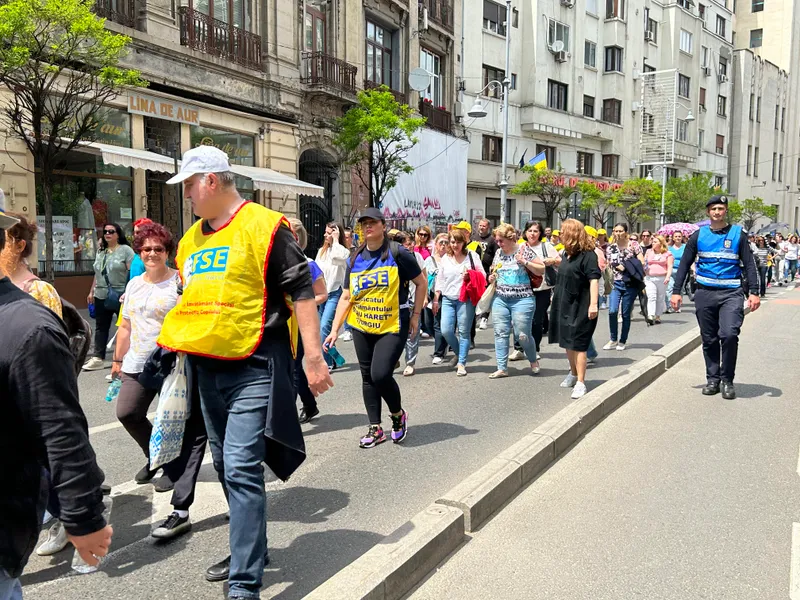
421,7,429,31
560,0,575,6
631,101,641,111
702,66,711,76
554,50,567,63
718,74,728,84
644,30,654,42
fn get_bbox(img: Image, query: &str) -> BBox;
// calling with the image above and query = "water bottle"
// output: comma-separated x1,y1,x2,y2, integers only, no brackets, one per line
105,378,121,403
71,495,113,574
327,345,346,367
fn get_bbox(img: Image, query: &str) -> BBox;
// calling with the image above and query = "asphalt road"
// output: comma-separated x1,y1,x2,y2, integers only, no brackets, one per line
22,296,706,600
408,287,800,600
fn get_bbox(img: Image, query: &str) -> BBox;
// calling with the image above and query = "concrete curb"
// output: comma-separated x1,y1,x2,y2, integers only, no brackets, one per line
302,328,703,598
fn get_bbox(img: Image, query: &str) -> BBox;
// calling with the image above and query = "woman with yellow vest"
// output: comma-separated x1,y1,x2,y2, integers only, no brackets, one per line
324,207,427,448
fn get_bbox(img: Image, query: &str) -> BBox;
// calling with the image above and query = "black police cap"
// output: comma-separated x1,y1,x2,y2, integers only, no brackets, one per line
706,194,729,208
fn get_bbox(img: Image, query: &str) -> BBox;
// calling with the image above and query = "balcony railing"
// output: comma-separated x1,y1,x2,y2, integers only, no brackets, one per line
301,51,358,95
419,99,451,134
420,0,454,31
179,7,261,70
94,0,136,28
364,80,407,105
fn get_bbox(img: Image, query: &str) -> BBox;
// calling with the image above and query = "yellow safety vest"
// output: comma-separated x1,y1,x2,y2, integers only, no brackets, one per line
158,202,296,359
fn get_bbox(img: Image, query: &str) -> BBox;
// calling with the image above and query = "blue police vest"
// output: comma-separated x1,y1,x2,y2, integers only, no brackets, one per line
695,225,743,289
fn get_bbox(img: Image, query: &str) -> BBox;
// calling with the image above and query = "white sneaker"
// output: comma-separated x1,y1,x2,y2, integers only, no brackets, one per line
457,364,467,376
341,331,353,341
509,349,525,361
571,382,588,399
432,356,443,365
105,373,113,382
82,357,105,371
420,332,431,339
479,317,489,330
616,343,626,351
403,365,415,376
602,341,617,350
587,356,596,364
36,521,70,556
560,373,578,388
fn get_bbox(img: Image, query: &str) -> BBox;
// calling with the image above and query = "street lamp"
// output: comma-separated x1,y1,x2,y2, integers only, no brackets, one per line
466,0,512,223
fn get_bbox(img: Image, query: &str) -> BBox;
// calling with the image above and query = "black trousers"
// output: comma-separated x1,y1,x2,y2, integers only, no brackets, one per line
531,289,552,353
694,287,745,385
758,266,768,296
92,296,119,360
293,339,317,412
352,319,409,425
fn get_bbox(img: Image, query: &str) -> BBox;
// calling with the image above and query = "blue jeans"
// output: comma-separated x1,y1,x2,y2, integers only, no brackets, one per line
319,287,342,368
0,569,21,600
608,282,639,344
440,297,475,365
492,295,537,371
195,361,271,600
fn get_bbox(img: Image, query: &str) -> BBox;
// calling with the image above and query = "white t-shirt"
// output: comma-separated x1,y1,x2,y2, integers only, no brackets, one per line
527,241,558,291
435,250,485,300
121,273,180,374
786,243,799,261
315,241,351,292
408,251,426,305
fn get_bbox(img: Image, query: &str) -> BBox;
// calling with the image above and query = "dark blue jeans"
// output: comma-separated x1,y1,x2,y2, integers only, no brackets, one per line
608,282,639,344
319,287,342,368
194,361,271,600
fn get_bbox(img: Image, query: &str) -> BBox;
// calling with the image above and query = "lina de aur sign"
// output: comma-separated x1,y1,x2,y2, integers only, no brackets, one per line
128,93,201,126
541,174,623,192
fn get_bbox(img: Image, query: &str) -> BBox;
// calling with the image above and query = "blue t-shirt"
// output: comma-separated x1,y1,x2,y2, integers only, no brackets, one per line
129,254,146,278
307,258,323,283
668,244,685,272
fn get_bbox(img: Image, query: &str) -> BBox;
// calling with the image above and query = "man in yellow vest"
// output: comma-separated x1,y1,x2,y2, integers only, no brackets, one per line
158,146,333,598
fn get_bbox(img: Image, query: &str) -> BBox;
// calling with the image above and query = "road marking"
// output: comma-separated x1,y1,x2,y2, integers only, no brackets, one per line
791,524,800,600
89,412,155,436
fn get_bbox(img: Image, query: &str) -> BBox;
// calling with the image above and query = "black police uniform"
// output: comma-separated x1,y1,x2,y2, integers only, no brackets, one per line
672,196,759,396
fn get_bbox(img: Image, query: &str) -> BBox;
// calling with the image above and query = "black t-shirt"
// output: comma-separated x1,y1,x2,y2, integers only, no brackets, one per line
344,242,422,307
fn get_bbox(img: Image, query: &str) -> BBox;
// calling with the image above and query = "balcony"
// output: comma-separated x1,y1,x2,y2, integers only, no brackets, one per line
301,51,358,95
420,0,454,31
178,7,262,70
419,99,451,135
94,0,136,28
364,80,407,105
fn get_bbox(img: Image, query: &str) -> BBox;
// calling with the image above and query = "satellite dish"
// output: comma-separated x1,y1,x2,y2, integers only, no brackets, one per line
408,67,432,92
551,40,565,53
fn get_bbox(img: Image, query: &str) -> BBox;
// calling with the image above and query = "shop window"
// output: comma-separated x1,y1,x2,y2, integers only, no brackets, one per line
190,125,256,200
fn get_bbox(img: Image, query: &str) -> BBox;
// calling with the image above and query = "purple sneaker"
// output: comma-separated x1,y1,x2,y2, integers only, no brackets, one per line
390,410,408,443
359,425,387,449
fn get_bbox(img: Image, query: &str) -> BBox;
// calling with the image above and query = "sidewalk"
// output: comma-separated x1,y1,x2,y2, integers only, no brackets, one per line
408,291,800,600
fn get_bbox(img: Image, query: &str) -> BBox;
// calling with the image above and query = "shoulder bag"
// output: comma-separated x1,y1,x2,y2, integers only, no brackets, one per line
541,243,558,287
101,251,122,313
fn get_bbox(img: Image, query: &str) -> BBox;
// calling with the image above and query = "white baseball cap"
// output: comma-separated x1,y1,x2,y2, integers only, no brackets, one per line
166,145,232,185
0,189,19,229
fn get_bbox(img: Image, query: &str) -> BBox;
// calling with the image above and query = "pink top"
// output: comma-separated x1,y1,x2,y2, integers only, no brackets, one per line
594,247,607,270
414,245,432,260
645,249,672,277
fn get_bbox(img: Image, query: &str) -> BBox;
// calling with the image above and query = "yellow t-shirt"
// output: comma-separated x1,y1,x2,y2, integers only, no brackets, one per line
26,279,62,318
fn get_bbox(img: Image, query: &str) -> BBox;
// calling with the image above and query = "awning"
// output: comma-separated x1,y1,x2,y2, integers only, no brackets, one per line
230,164,324,198
73,140,177,173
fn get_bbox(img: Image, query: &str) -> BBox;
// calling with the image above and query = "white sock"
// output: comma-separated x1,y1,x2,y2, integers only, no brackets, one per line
174,509,189,519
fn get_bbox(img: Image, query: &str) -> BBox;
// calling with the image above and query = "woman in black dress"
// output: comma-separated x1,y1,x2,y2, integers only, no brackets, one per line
550,219,601,399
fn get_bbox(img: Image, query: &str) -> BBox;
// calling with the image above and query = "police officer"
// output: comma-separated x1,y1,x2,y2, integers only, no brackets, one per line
671,195,760,399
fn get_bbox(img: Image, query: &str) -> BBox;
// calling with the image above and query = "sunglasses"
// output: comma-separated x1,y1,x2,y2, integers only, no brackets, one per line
103,229,117,235
141,246,166,254
417,232,429,238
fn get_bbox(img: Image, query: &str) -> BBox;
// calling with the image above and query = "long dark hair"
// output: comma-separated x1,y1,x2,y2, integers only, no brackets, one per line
99,222,130,251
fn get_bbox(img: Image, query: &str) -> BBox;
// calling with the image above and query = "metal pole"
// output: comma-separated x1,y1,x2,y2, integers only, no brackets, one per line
499,0,511,224
660,165,667,228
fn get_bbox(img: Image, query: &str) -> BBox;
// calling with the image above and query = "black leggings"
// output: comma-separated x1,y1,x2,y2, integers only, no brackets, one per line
531,289,552,353
352,321,409,425
93,296,119,360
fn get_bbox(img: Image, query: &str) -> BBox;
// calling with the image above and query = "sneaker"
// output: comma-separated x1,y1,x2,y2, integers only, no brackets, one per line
570,382,588,399
560,373,578,388
421,332,431,339
509,349,525,361
105,373,113,382
457,364,467,376
82,357,105,371
432,356,443,365
448,355,459,367
530,361,541,375
602,341,617,350
135,463,158,484
359,425,387,449
341,330,353,341
586,356,596,364
616,343,626,351
390,410,408,443
36,521,70,556
151,512,192,540
479,317,489,330
403,365,415,376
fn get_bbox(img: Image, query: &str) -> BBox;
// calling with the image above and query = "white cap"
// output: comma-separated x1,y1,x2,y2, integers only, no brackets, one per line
166,145,232,185
0,189,19,229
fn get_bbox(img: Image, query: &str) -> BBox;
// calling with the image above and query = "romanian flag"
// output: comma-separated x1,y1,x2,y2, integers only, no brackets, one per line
529,151,547,171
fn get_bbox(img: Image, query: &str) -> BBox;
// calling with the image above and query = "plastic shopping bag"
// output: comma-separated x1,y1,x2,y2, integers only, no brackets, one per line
149,353,189,470
476,281,496,315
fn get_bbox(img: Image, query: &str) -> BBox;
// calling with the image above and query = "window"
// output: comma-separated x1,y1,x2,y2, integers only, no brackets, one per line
719,58,728,77
797,158,800,184
605,0,624,19
749,93,754,120
603,46,623,73
754,147,759,177
678,74,690,98
779,154,784,181
602,98,622,124
699,87,707,109
676,119,689,142
746,145,752,175
716,15,726,38
715,134,725,154
752,0,764,11
646,18,658,43
366,21,395,88
482,135,502,162
483,0,507,35
750,28,763,48
680,29,693,54
420,48,442,107
701,46,709,67
717,95,727,117
677,0,691,8
643,113,655,134
547,80,569,111
775,104,780,130
756,95,761,121
772,152,777,180
586,0,598,15
602,154,619,177
548,19,570,50
583,95,595,118
585,41,597,68
483,64,504,99
715,176,724,188
698,3,706,21
698,129,704,152
782,108,786,132
667,168,679,180
577,152,594,175
536,144,556,171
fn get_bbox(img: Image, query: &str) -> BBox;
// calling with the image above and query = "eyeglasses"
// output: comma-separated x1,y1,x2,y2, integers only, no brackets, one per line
141,246,166,254
103,229,117,235
641,233,651,237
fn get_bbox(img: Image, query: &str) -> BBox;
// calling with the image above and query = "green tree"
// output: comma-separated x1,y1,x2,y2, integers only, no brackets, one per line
333,86,425,207
663,172,718,223
0,0,145,281
578,182,620,228
613,178,660,231
728,196,778,232
512,168,574,227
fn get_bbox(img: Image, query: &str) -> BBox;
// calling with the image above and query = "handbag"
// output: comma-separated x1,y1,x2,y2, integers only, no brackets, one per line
149,353,189,470
520,247,543,290
541,243,558,287
476,280,496,314
100,252,122,313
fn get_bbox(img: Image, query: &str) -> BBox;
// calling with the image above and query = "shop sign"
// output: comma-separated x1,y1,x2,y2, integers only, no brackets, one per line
128,93,201,125
541,174,623,191
190,126,254,165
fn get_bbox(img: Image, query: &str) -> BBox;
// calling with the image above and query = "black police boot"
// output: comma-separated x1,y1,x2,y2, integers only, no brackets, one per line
702,381,720,395
721,381,736,400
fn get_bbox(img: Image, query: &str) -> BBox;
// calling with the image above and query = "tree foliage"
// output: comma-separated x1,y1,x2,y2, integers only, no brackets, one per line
663,172,719,223
578,182,620,228
511,168,575,227
612,178,660,230
333,86,425,207
728,196,778,232
0,0,145,280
